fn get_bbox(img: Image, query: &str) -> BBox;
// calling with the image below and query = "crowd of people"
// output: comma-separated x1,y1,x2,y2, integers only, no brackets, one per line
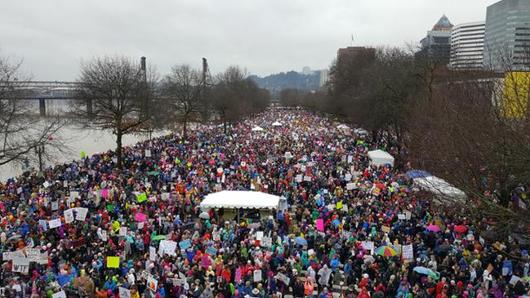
0,109,528,297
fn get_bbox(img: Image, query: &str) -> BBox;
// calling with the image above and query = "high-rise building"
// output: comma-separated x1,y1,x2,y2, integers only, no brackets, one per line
318,69,329,88
416,15,454,64
450,22,486,70
483,0,530,71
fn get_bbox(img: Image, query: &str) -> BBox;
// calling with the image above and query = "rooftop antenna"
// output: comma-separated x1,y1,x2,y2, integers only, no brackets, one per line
351,34,354,46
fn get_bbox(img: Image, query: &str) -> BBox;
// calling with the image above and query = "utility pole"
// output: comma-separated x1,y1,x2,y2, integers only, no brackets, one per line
140,56,149,120
201,58,210,122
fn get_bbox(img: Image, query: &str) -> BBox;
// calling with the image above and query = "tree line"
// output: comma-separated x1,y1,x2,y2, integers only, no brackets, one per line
0,55,270,171
285,47,530,248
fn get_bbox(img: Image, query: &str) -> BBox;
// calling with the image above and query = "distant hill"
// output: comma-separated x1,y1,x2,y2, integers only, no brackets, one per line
249,71,322,97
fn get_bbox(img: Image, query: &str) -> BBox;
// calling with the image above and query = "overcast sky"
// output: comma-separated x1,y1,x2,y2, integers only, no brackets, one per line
1,0,498,80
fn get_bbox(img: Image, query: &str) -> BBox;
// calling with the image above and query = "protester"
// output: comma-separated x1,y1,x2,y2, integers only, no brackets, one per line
0,108,528,297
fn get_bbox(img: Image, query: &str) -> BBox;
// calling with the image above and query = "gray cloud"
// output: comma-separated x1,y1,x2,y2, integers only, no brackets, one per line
0,0,498,80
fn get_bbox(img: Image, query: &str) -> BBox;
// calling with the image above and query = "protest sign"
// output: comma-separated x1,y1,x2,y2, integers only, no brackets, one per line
51,201,59,211
295,174,303,183
119,227,127,237
509,275,521,286
75,208,88,221
52,291,67,298
136,192,147,203
145,149,152,157
206,246,217,256
159,240,177,256
256,231,264,241
361,241,375,254
402,244,414,260
397,213,406,220
149,246,157,261
48,219,62,229
119,287,131,298
179,239,191,250
38,220,48,231
3,250,25,261
275,272,290,285
346,183,356,190
147,275,158,292
64,209,74,224
253,269,262,282
98,230,108,242
261,236,272,248
316,218,324,232
12,257,30,274
336,201,343,210
303,176,312,182
106,256,120,268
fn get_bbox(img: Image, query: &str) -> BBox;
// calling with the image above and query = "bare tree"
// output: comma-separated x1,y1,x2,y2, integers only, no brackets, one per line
0,56,65,170
75,56,152,169
211,66,270,134
161,65,203,139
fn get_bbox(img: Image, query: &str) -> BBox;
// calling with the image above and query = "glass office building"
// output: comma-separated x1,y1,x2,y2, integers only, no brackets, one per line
483,0,530,71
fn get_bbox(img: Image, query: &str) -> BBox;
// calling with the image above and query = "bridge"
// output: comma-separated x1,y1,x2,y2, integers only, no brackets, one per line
1,81,82,116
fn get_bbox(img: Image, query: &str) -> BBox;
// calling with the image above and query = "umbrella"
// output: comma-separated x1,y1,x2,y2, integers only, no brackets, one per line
375,246,397,257
199,212,210,220
426,224,441,233
454,225,467,234
413,266,440,280
295,237,308,246
251,126,264,132
272,121,282,127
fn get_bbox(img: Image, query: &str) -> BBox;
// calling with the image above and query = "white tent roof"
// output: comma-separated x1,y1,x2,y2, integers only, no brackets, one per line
367,149,395,167
251,126,264,132
200,191,281,210
272,121,282,127
413,176,466,200
354,128,369,135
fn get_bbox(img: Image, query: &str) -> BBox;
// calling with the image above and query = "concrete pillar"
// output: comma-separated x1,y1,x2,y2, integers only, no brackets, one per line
39,99,46,116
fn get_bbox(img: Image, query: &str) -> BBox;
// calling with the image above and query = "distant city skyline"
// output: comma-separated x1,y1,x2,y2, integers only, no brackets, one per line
0,0,498,80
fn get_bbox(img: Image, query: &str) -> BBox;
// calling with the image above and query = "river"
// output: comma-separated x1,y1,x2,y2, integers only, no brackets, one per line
0,126,169,182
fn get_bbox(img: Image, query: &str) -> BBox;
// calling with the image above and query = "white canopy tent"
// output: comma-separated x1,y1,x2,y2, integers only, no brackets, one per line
200,191,284,211
367,149,395,167
272,121,283,127
354,128,369,136
251,126,264,132
413,176,466,201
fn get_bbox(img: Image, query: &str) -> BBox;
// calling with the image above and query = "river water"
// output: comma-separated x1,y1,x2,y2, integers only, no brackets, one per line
0,126,168,182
